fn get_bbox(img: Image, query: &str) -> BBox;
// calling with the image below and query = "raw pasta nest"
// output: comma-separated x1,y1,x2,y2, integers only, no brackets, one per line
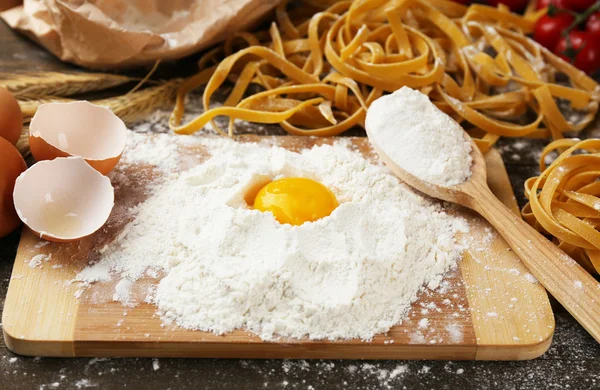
169,0,600,153
523,139,600,274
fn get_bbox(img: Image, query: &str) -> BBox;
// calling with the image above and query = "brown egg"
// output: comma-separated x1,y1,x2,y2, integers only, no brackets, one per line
0,137,27,238
0,86,23,145
29,101,127,175
13,157,114,243
0,0,22,12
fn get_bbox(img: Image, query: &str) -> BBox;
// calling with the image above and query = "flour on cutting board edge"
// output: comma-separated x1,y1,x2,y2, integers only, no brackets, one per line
73,131,471,341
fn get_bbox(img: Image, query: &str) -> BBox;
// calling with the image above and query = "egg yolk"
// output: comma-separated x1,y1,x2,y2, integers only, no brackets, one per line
253,178,338,226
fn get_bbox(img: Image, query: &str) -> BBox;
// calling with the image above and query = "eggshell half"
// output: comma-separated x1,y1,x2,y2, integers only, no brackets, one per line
13,157,114,243
29,101,127,175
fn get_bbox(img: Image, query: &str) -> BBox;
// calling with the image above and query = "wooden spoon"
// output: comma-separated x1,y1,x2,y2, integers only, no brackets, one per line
367,131,600,344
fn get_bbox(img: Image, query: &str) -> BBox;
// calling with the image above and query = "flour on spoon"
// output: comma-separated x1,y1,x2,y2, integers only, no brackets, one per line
366,86,473,187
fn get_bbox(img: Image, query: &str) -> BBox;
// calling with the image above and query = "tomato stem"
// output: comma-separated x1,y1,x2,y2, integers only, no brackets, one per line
547,4,578,18
560,38,585,63
561,1,600,37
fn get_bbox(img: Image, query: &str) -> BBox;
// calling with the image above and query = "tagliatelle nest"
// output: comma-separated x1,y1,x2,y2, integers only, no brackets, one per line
169,0,600,153
523,139,600,274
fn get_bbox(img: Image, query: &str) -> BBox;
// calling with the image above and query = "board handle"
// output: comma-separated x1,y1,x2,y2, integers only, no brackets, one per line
474,188,600,344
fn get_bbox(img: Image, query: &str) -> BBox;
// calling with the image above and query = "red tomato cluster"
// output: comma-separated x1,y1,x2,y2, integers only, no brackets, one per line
450,0,600,74
449,0,598,15
533,0,600,74
537,0,596,12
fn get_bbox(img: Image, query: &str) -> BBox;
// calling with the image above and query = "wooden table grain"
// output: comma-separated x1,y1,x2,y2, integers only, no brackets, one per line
1,21,600,390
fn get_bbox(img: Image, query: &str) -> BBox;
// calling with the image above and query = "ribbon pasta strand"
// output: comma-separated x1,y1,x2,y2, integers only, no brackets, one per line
169,0,599,152
523,139,600,274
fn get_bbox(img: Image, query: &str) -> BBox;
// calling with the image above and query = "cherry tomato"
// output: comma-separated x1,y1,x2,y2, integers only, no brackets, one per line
575,40,600,74
566,0,597,12
536,0,569,10
555,31,600,74
536,0,548,8
534,13,575,50
487,0,529,12
586,12,600,34
555,30,586,57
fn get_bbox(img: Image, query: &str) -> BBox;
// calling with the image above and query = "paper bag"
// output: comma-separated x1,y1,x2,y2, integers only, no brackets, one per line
2,0,281,69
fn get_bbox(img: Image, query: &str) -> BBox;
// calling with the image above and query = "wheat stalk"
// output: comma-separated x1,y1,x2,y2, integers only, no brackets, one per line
1,72,136,97
16,126,31,159
19,96,74,120
95,78,182,124
19,79,181,122
16,79,182,156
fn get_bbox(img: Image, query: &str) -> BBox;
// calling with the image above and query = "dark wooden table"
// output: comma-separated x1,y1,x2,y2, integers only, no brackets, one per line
1,21,600,390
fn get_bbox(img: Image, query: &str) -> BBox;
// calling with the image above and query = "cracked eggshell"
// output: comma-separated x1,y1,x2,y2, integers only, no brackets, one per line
13,157,114,243
29,101,127,175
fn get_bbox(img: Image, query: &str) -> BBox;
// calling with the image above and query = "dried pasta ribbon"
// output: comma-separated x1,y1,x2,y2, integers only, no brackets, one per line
276,0,300,39
523,139,600,273
464,5,537,33
169,0,599,148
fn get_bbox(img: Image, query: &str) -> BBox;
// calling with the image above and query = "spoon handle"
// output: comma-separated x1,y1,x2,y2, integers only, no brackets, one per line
473,186,600,344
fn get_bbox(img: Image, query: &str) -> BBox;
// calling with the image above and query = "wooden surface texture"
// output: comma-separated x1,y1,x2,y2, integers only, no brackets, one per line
3,137,553,360
1,20,600,390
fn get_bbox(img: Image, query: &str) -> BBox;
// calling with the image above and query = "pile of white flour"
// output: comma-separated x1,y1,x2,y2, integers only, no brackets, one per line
366,86,473,187
76,134,468,341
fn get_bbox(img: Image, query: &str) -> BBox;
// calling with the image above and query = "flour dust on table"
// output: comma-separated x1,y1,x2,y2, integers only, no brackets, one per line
74,131,469,341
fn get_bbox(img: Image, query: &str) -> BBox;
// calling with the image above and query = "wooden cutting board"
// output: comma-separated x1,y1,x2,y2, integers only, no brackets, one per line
2,136,554,360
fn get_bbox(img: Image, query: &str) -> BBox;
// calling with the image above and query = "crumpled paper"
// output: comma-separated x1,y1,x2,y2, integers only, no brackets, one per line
2,0,281,69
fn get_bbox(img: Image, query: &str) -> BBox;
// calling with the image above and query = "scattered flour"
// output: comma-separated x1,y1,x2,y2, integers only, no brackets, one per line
74,379,96,389
445,323,464,343
113,279,134,306
34,241,50,249
524,273,539,284
389,365,408,379
75,134,468,341
366,86,473,186
28,254,51,268
87,358,108,365
409,331,427,344
360,363,410,387
120,131,181,172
